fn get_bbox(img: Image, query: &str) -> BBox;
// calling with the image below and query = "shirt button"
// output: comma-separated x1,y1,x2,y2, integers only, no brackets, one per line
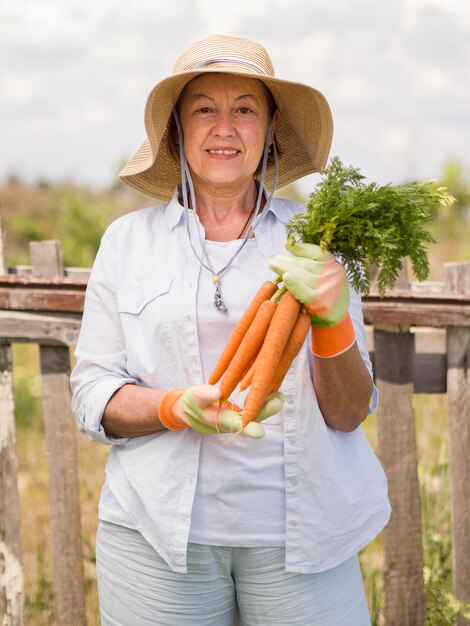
288,437,296,445
290,478,298,487
289,520,298,527
286,396,294,405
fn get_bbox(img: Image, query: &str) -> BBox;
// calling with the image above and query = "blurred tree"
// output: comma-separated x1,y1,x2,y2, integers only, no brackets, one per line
5,185,120,267
60,191,117,267
439,160,470,215
426,159,470,272
433,160,470,240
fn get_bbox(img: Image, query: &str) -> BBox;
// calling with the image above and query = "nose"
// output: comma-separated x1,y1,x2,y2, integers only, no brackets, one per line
212,110,235,137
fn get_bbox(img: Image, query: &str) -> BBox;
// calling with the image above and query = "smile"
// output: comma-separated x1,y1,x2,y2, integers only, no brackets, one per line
207,149,240,155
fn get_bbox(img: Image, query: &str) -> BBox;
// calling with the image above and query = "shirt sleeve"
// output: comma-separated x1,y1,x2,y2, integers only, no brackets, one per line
70,224,135,445
348,285,379,415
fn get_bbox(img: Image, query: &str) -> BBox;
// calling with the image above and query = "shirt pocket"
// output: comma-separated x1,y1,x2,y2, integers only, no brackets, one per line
116,275,177,383
117,275,174,316
117,274,178,382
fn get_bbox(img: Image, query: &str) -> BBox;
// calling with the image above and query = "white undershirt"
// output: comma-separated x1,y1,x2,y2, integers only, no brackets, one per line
100,238,286,546
189,238,285,546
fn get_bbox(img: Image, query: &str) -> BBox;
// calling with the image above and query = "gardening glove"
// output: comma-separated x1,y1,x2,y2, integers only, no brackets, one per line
269,241,356,358
159,385,284,439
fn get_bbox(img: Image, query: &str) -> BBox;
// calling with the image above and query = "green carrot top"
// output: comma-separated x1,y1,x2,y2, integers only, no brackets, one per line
286,156,455,296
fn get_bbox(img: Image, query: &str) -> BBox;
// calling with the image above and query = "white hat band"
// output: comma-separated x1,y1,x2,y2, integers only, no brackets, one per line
192,57,269,76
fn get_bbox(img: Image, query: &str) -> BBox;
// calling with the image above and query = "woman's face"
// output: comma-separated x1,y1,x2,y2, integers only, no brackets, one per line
178,73,271,193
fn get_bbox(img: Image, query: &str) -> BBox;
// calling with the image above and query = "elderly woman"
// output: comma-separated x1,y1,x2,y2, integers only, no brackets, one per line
71,34,390,626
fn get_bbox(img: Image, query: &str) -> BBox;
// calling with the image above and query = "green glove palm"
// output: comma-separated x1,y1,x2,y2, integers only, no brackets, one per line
179,386,285,439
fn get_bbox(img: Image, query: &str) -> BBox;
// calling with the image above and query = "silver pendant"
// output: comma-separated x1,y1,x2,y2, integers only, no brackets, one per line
214,282,228,313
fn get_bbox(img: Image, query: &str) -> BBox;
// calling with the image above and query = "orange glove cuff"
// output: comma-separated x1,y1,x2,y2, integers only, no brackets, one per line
158,388,188,430
311,313,356,358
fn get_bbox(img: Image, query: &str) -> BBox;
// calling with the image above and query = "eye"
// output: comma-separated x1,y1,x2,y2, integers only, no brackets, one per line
197,106,212,114
238,107,252,114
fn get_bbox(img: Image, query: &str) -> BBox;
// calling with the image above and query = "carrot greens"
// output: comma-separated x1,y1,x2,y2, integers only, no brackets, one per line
286,156,455,295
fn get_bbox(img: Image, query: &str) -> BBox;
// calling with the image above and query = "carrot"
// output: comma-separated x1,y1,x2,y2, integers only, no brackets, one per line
270,310,311,392
208,280,278,385
219,299,277,401
242,290,300,425
238,354,259,391
241,309,310,392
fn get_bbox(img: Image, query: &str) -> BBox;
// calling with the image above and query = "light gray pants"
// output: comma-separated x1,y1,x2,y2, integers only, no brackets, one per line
96,521,371,626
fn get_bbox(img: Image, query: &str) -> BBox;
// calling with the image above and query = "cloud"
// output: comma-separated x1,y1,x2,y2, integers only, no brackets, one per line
1,0,469,188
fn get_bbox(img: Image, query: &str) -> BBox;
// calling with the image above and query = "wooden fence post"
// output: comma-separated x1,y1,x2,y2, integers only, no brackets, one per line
374,324,426,626
30,241,86,625
444,262,470,625
0,210,24,626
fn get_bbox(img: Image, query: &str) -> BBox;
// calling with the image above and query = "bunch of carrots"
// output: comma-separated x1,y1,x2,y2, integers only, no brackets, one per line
209,156,453,430
209,281,310,427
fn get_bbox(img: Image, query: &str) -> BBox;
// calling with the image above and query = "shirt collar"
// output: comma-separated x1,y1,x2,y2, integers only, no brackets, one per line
258,185,292,226
164,188,186,231
265,197,291,225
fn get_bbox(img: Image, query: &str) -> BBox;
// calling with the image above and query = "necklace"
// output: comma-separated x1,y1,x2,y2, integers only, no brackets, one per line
185,199,259,313
209,203,258,312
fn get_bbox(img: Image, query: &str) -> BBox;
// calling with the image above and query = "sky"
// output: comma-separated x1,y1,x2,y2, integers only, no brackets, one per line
2,0,469,196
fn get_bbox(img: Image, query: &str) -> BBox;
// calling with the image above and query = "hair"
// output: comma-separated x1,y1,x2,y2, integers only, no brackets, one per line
166,77,281,171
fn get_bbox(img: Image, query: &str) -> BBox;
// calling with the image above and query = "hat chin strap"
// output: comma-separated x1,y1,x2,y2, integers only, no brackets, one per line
172,107,278,312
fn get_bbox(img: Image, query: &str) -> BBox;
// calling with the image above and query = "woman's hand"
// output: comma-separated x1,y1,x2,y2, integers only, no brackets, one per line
159,384,284,439
269,241,349,328
270,241,371,430
269,241,355,359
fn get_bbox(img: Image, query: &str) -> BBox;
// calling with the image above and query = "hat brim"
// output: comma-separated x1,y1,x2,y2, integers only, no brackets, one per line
119,67,333,200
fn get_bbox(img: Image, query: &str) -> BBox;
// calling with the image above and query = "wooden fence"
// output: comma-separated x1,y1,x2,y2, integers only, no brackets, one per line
1,239,470,626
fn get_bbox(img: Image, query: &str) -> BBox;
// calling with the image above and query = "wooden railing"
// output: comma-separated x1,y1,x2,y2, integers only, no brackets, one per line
1,239,469,625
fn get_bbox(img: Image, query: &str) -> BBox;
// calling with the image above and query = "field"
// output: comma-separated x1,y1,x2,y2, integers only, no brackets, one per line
3,164,470,624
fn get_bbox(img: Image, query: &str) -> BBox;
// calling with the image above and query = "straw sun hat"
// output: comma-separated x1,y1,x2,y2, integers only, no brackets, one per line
119,34,333,200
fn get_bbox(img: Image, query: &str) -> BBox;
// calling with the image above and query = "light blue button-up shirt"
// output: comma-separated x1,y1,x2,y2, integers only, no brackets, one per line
71,190,390,574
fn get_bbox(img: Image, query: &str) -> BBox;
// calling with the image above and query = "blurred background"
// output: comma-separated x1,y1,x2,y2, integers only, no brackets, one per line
2,0,469,271
2,0,470,273
1,1,470,624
